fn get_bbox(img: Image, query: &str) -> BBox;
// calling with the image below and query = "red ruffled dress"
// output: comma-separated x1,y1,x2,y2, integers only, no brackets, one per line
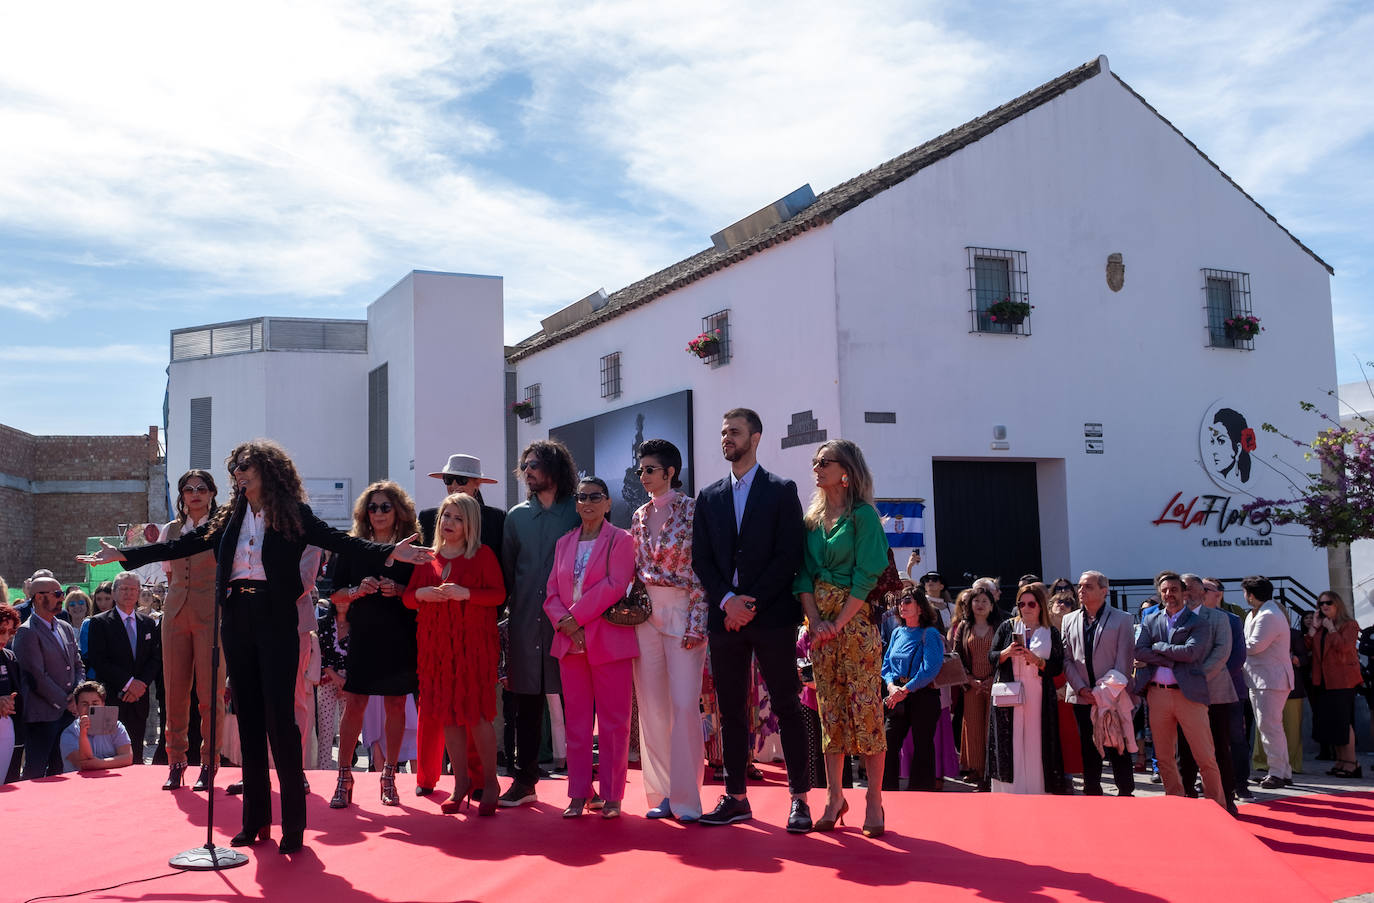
404,545,505,726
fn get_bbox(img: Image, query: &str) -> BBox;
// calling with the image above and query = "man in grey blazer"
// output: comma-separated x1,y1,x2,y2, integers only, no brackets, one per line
1242,575,1293,789
1063,570,1137,796
1133,571,1224,807
13,575,84,778
1177,574,1238,813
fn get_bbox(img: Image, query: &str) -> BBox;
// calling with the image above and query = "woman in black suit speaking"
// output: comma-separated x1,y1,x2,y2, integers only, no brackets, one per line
80,439,431,854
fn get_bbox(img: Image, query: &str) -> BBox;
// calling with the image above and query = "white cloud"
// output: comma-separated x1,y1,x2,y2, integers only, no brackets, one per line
0,343,165,365
0,283,70,318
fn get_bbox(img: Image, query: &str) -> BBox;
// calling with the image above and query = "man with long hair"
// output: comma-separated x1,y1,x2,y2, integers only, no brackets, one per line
497,439,579,806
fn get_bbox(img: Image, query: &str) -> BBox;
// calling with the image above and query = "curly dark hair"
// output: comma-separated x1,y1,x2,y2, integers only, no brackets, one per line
349,480,418,542
0,602,20,632
518,438,578,501
209,439,308,541
174,469,219,525
886,581,939,628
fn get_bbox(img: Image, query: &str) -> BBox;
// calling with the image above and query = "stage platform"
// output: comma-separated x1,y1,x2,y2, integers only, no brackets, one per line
6,765,1370,902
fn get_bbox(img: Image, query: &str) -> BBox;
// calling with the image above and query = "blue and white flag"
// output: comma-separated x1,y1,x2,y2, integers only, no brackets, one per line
875,500,924,548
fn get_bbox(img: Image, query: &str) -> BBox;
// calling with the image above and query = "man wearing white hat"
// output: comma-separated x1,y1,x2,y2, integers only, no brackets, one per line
414,453,509,797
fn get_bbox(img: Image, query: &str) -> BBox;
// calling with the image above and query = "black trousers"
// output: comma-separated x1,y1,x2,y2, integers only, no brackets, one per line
20,718,66,779
222,585,305,836
708,625,811,796
510,691,547,787
1072,703,1135,795
1178,701,1236,805
115,697,149,765
882,686,940,791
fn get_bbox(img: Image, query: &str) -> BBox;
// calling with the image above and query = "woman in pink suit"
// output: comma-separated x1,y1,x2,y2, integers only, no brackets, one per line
543,476,639,819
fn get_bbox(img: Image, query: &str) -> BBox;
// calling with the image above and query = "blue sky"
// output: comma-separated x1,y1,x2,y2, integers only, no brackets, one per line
2,1,1371,436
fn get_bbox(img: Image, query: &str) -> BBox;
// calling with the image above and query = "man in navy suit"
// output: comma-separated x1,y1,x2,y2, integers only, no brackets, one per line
692,408,812,832
84,571,161,764
1134,571,1225,808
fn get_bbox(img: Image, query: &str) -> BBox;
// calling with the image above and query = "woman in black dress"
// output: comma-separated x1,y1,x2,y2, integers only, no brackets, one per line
326,481,420,808
80,439,431,855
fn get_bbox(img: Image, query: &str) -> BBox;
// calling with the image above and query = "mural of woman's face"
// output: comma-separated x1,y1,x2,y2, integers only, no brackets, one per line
1207,425,1237,473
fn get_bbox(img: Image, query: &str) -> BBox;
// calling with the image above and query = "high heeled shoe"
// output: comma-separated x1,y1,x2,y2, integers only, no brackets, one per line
162,762,187,791
329,766,355,809
230,825,270,847
862,806,885,838
478,780,499,817
441,784,473,815
278,831,304,854
380,763,400,807
814,798,849,832
563,797,587,818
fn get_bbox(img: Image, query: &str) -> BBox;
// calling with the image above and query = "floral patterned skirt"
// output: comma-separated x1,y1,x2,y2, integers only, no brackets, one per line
810,581,886,756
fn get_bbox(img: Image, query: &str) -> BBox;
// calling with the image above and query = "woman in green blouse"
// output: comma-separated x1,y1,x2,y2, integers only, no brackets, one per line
794,439,889,836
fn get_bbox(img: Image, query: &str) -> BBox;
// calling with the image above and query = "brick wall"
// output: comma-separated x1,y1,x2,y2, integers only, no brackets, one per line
0,424,162,587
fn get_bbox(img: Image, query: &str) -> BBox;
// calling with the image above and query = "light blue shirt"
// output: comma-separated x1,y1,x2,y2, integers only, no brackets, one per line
1155,606,1186,685
60,719,131,771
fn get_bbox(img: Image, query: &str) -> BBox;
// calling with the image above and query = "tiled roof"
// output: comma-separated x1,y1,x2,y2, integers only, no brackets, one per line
507,56,1330,362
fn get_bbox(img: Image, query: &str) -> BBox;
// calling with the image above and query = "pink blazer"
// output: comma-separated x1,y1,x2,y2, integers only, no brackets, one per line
543,523,640,665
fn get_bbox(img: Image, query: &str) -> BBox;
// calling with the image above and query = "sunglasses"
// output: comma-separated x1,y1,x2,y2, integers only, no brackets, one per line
574,492,607,503
1319,600,1335,606
811,458,838,468
36,591,63,598
1016,601,1039,609
231,461,253,473
443,475,472,487
519,460,543,472
632,465,665,476
367,502,394,514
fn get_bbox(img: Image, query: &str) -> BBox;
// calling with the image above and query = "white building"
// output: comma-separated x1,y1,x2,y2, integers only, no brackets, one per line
161,57,1339,607
164,270,507,526
506,56,1338,605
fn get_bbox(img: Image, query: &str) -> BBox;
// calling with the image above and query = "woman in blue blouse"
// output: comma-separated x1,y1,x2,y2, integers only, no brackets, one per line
882,585,947,794
794,439,889,836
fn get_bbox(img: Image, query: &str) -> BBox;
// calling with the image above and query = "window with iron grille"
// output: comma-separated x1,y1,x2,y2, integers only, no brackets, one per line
600,352,622,400
1202,269,1253,350
524,383,542,423
700,309,731,366
967,247,1031,336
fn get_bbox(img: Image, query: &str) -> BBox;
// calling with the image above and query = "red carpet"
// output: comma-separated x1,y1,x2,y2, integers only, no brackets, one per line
4,766,1347,903
1240,790,1374,902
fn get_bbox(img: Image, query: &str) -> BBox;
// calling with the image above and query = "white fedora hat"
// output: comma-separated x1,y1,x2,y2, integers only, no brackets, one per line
427,453,497,484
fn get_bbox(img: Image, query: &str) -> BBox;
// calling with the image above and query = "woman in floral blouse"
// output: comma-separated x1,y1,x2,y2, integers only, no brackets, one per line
630,439,710,822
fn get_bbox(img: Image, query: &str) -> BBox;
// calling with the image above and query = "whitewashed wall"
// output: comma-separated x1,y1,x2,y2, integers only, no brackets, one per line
165,348,368,520
511,227,843,497
831,66,1335,588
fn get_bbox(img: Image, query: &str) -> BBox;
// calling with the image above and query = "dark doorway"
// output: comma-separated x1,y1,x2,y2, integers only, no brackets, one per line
932,460,1042,598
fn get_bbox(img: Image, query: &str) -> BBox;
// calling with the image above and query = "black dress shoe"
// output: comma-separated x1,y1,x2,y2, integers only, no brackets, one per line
278,832,304,855
162,762,187,791
192,767,215,792
1259,775,1286,790
416,786,435,797
226,780,244,795
786,798,813,834
698,794,752,826
230,826,270,847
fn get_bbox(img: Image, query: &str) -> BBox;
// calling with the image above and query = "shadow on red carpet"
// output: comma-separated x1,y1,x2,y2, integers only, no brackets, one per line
4,767,1342,902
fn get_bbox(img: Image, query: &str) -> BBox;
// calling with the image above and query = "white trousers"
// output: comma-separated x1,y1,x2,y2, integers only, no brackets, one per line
633,585,707,818
547,693,567,759
1250,686,1291,780
0,717,14,785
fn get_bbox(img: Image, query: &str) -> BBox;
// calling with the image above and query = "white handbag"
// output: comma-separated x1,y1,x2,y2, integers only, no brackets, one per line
991,680,1025,707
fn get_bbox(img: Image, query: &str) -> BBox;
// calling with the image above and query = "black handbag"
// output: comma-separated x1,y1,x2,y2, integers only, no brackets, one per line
600,540,653,627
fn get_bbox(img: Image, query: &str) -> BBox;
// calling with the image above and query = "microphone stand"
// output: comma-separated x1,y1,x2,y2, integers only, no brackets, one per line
170,508,248,870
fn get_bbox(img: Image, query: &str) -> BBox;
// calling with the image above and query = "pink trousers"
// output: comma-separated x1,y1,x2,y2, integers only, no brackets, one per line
559,654,634,802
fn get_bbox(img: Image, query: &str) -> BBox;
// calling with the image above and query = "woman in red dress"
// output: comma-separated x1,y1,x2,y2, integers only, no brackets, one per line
404,493,505,815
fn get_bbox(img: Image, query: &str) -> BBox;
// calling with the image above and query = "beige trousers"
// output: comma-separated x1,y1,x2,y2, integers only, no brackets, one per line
161,605,226,766
1148,684,1225,807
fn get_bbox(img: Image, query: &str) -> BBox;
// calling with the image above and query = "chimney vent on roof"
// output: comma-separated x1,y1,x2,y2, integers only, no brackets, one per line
540,288,610,336
710,184,816,252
